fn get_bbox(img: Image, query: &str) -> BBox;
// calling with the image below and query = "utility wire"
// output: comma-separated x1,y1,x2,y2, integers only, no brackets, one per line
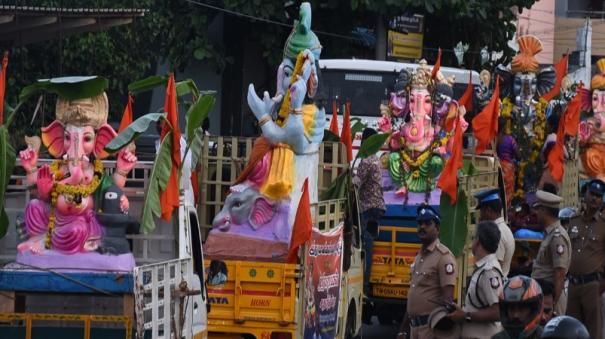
184,0,361,41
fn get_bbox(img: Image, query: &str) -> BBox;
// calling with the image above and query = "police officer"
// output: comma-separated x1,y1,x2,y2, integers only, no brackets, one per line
398,205,457,339
530,190,571,316
448,220,503,338
475,189,515,277
566,179,605,339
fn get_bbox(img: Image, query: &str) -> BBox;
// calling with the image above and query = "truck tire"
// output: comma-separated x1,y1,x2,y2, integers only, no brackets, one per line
345,303,360,339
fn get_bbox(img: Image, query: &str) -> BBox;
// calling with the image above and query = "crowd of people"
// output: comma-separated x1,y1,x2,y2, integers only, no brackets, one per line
387,179,605,339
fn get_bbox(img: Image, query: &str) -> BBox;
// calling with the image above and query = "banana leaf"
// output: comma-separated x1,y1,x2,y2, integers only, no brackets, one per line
319,169,349,201
351,120,367,135
439,188,468,257
176,79,200,98
20,76,108,101
186,94,215,142
323,130,340,142
189,127,205,170
141,132,173,234
128,75,167,94
104,113,165,153
0,126,16,238
356,133,390,159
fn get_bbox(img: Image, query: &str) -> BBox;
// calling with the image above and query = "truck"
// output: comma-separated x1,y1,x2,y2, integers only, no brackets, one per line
0,157,209,339
197,136,363,339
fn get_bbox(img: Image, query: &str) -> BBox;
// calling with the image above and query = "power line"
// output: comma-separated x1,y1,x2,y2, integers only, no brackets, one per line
184,0,361,42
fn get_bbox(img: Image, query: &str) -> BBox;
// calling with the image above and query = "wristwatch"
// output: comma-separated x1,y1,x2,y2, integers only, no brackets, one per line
464,312,472,322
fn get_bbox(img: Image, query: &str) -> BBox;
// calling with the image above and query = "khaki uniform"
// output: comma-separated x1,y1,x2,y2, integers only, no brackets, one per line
407,239,457,339
566,212,605,339
531,221,571,315
494,217,515,278
461,254,504,339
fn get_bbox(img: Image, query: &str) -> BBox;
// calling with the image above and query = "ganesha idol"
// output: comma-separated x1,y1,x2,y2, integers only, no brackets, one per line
579,59,605,181
17,77,137,262
378,61,468,203
203,2,325,262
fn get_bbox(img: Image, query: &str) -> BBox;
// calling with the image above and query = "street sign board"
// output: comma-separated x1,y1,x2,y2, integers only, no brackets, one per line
387,14,424,60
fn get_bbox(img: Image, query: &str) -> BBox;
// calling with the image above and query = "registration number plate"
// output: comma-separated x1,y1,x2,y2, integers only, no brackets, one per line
372,285,407,298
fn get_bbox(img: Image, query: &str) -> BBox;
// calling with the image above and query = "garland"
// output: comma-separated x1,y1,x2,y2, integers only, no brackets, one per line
45,159,103,249
400,134,451,178
500,98,513,134
515,98,548,198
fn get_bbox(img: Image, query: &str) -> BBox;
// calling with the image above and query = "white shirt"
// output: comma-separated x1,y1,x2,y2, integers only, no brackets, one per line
494,217,515,277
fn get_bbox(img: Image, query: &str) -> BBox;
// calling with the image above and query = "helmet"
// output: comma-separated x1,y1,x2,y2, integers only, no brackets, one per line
541,316,589,339
499,275,543,339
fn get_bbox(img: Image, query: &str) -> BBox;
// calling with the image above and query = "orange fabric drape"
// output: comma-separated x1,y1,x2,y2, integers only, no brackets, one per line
0,52,8,126
473,76,500,154
438,112,464,204
118,93,134,132
341,102,353,162
329,100,339,136
287,178,313,263
159,74,182,221
543,54,569,102
431,48,442,79
548,90,581,182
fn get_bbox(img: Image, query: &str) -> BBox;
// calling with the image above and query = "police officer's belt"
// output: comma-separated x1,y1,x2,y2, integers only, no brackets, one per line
409,315,429,327
568,272,603,285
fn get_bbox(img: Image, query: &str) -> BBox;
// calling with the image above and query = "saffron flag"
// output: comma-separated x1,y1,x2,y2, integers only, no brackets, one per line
329,100,339,136
473,76,500,154
287,178,313,263
543,54,569,102
0,52,8,126
438,113,464,204
431,48,442,79
458,70,474,112
341,102,353,162
159,74,182,221
118,93,134,132
548,91,581,182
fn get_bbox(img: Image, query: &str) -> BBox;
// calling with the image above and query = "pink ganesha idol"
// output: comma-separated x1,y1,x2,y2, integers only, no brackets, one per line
17,76,137,256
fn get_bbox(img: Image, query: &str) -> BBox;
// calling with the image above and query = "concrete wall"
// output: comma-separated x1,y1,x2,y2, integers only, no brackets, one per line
517,0,556,64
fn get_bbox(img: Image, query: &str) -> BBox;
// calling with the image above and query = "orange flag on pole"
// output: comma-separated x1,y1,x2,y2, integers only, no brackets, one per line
548,91,581,182
431,48,442,79
458,70,474,112
118,93,134,132
287,178,313,263
473,76,500,154
438,113,464,204
341,102,353,162
159,74,182,221
543,54,569,102
0,52,8,126
329,100,339,136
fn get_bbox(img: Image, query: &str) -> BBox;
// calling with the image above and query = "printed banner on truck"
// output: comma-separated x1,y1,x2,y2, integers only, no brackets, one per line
303,223,343,339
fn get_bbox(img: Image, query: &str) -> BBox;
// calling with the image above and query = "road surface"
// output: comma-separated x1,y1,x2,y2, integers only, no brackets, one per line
362,316,399,339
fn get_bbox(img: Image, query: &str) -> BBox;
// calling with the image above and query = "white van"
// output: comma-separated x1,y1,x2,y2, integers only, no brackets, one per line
318,59,481,152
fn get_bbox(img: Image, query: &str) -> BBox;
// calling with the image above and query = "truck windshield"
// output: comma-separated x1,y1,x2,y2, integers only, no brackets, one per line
320,69,399,117
320,68,477,117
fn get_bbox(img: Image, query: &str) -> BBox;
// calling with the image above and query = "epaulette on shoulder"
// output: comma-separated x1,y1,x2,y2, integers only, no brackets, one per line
436,243,451,255
553,227,562,236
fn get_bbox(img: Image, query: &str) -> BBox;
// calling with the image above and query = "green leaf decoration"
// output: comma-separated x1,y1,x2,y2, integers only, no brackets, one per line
439,189,468,257
0,126,16,239
186,94,215,142
20,76,108,101
323,130,340,142
190,127,205,170
351,120,367,135
141,132,174,234
319,169,349,200
462,159,477,176
357,133,390,159
128,75,167,94
104,113,165,153
176,79,200,98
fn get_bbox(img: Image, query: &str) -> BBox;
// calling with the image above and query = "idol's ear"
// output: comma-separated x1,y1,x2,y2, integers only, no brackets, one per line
495,65,513,99
248,196,276,230
94,123,117,159
41,120,65,157
537,67,556,97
